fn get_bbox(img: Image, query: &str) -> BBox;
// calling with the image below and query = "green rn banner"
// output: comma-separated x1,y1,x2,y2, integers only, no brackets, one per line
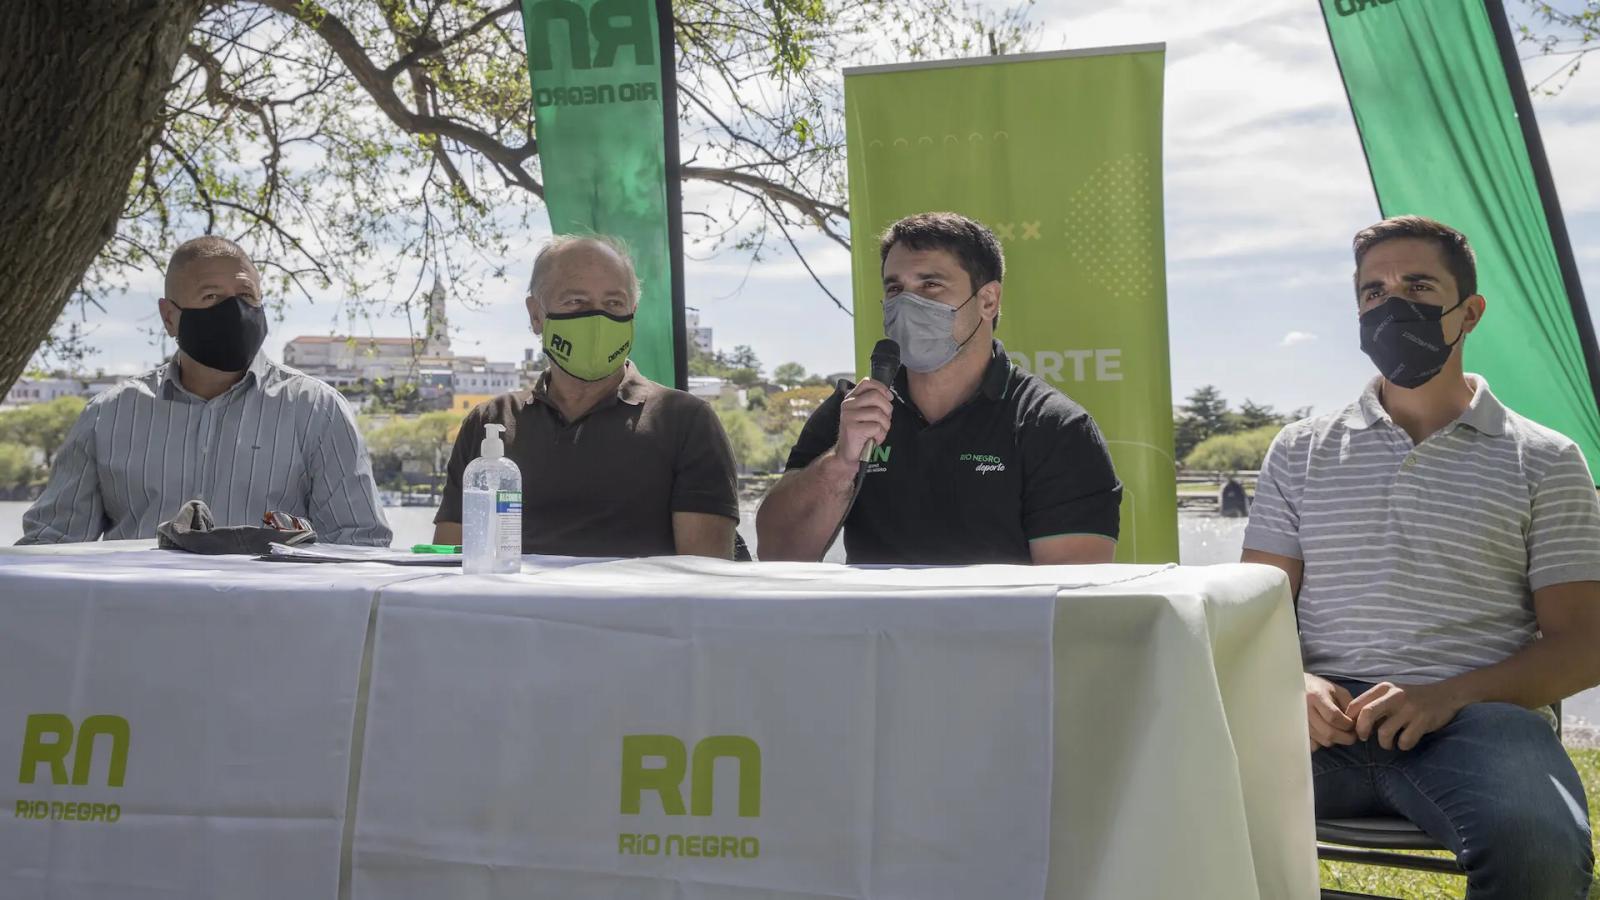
1323,0,1600,473
519,0,677,383
844,46,1177,563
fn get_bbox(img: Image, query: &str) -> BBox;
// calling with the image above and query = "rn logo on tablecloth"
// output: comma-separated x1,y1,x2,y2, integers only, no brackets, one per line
13,713,127,824
617,734,763,860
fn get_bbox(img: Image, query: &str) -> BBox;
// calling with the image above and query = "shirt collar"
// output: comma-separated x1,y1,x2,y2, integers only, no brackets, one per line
979,339,1011,400
160,351,271,399
531,361,649,408
1341,373,1506,436
1455,374,1507,436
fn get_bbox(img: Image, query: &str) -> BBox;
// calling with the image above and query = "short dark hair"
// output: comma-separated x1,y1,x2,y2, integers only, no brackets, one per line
164,235,257,299
1352,215,1477,300
879,212,1005,328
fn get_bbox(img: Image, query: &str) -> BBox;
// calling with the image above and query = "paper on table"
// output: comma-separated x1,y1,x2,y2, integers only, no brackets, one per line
262,543,464,566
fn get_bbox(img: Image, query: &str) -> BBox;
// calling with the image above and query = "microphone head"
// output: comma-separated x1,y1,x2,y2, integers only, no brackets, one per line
869,338,900,384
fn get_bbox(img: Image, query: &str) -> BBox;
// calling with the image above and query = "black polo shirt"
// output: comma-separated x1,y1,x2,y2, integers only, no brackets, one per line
785,340,1121,564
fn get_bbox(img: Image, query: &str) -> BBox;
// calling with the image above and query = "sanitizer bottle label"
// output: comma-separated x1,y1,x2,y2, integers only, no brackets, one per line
495,490,523,557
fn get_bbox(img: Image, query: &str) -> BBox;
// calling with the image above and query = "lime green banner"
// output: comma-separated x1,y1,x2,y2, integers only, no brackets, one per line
519,0,679,384
1323,0,1600,473
844,47,1177,563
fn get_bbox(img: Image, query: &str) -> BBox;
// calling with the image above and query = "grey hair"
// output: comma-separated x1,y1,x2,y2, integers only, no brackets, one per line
526,234,641,307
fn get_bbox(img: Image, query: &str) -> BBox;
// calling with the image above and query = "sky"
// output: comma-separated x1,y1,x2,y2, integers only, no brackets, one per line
64,0,1600,419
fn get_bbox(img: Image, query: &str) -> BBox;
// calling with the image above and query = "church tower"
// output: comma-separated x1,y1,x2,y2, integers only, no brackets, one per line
424,275,450,357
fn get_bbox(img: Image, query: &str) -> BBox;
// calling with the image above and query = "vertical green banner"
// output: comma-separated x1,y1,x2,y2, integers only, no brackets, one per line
519,0,681,385
1322,0,1600,473
844,47,1177,563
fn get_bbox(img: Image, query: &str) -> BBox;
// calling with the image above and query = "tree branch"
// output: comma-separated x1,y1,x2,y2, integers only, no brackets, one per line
255,0,543,197
382,1,519,80
157,138,217,234
684,165,849,249
741,187,850,315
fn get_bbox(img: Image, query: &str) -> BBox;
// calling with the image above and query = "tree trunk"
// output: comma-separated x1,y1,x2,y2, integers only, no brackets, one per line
0,1,206,394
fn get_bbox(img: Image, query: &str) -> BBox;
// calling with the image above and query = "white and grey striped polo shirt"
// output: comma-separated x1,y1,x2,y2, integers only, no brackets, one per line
1244,375,1600,684
18,353,391,546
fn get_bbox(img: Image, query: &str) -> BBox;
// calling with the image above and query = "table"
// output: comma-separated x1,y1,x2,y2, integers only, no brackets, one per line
0,543,1316,899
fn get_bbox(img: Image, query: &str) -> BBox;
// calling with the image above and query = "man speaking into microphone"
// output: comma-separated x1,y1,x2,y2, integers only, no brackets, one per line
757,212,1122,565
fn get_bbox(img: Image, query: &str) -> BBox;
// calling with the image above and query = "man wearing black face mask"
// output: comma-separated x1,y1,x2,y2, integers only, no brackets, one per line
1243,216,1600,897
19,236,391,546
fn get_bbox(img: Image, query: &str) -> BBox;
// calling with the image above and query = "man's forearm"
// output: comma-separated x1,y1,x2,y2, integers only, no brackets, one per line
1434,631,1600,711
755,451,859,561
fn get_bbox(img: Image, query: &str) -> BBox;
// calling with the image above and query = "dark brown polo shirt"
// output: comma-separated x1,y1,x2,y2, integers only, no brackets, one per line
435,363,738,557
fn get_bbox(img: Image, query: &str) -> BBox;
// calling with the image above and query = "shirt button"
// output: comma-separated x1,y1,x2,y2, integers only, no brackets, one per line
1403,455,1417,467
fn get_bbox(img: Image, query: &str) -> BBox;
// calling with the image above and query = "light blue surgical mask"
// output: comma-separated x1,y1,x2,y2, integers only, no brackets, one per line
883,290,982,373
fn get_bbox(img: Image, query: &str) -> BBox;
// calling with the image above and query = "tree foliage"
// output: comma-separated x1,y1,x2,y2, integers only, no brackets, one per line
0,442,38,489
772,361,807,388
1519,1,1599,93
1183,424,1281,473
363,410,460,490
1173,386,1300,466
0,397,89,467
64,0,1038,365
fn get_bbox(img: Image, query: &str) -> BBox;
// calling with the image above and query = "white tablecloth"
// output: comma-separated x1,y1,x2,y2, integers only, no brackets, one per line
0,544,1316,899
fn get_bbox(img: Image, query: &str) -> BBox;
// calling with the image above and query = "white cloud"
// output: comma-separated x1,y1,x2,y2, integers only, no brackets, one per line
1280,331,1318,347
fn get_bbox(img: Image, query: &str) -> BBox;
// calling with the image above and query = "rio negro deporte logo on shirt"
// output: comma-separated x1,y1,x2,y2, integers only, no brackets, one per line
616,734,763,860
14,713,129,824
959,452,1006,475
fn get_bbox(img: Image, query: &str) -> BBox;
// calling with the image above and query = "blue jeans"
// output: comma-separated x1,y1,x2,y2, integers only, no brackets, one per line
1313,678,1594,899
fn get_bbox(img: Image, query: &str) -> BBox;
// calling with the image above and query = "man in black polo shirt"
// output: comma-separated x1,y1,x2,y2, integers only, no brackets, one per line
757,212,1121,564
433,235,739,558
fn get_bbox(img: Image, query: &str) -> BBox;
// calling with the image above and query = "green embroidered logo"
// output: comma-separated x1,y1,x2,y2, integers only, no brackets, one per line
958,452,1006,475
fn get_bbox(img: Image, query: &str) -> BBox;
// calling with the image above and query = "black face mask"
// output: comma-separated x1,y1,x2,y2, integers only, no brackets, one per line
1358,295,1467,389
177,295,269,372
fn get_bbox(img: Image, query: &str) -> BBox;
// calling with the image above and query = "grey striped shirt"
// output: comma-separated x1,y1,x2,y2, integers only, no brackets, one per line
19,353,391,546
1244,375,1600,685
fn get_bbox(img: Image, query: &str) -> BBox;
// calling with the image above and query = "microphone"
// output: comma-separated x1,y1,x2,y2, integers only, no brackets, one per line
860,339,901,463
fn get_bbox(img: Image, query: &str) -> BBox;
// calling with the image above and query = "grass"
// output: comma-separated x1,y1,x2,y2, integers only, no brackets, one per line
1318,748,1599,898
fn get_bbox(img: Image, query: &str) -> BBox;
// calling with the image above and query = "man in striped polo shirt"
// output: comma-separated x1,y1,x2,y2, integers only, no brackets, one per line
19,236,391,546
1244,216,1600,897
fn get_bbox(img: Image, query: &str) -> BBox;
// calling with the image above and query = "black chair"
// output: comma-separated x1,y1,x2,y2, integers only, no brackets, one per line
1317,816,1461,899
1315,702,1562,899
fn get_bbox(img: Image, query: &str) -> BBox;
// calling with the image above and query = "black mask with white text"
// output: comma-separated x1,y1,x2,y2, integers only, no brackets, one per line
1358,295,1467,389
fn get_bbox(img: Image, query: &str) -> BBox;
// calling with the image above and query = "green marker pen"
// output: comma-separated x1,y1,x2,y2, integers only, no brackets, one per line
412,544,463,554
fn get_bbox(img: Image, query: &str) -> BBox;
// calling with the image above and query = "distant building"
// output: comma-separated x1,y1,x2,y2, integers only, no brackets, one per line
451,393,496,415
686,310,714,354
423,277,450,358
453,362,521,396
284,335,426,385
282,278,527,405
1,377,84,409
686,376,740,402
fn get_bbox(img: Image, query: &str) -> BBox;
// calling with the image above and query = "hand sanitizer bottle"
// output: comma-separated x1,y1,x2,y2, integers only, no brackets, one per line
461,423,522,574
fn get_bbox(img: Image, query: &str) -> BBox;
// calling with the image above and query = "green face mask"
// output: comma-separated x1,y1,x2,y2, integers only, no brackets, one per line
542,309,635,381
